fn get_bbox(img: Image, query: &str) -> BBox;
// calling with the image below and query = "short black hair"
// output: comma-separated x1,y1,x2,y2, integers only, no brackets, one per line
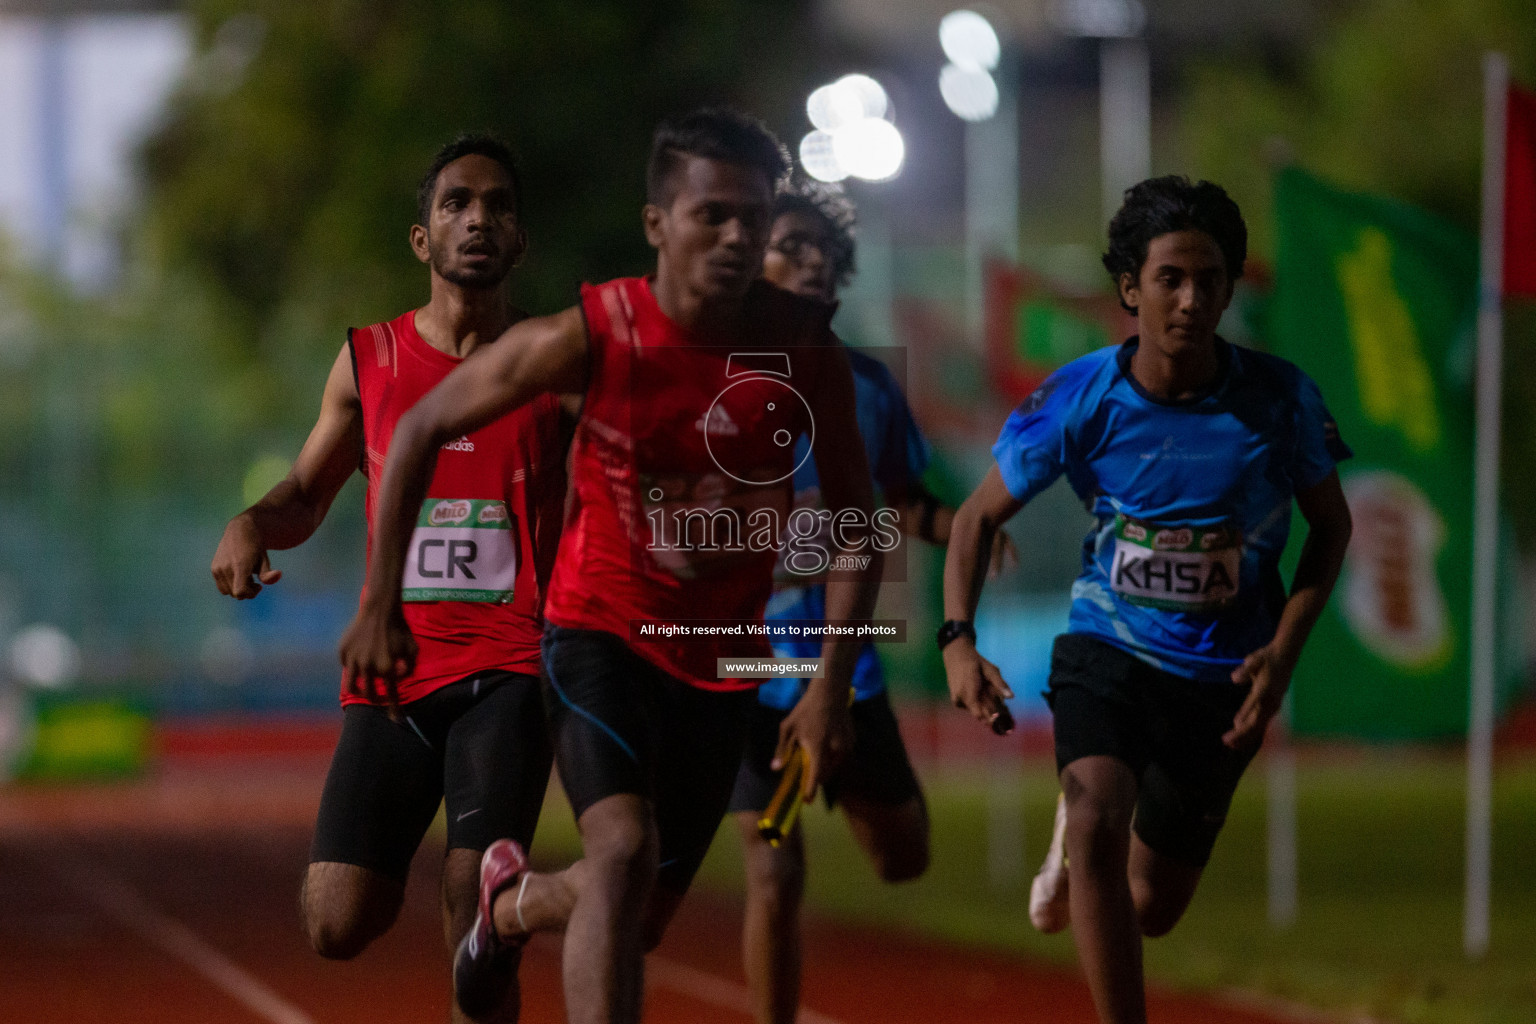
416,133,522,227
646,107,790,208
774,176,857,287
1102,175,1247,311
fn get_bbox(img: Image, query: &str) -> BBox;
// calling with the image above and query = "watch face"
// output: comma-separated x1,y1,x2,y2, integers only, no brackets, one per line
937,620,973,648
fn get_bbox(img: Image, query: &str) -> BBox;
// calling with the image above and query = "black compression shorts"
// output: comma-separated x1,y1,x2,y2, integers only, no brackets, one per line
309,669,552,882
1045,632,1259,867
540,625,751,894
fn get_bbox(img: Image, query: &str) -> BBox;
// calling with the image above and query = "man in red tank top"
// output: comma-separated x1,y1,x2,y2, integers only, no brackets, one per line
212,135,569,1024
338,109,882,1024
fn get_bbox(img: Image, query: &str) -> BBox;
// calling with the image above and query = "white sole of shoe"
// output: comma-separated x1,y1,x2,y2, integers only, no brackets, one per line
1028,793,1070,934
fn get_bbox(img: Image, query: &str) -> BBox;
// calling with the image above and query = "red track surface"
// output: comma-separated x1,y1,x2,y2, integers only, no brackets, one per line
0,756,1313,1024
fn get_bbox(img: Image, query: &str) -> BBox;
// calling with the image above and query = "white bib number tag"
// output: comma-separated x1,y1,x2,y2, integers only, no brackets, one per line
1109,516,1240,613
402,499,517,603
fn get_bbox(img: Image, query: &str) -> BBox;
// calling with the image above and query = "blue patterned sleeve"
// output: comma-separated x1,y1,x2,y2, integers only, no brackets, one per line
990,368,1077,503
1291,369,1353,491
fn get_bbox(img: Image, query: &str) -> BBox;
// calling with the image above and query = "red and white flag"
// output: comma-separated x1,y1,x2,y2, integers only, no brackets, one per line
1505,82,1536,296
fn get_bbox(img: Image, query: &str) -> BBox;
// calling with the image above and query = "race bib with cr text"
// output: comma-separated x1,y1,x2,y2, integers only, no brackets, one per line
401,498,517,602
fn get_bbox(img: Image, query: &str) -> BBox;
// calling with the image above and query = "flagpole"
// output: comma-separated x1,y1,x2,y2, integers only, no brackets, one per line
1465,49,1507,961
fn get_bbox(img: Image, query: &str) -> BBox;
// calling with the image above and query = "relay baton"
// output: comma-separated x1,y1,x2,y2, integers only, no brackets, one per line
757,745,808,847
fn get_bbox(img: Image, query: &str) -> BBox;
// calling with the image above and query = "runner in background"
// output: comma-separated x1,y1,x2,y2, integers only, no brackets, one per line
940,176,1353,1024
729,178,1016,1024
211,135,569,1024
336,109,882,1024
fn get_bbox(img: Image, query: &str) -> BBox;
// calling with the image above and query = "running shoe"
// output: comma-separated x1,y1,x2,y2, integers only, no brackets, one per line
1028,793,1070,934
454,838,529,1020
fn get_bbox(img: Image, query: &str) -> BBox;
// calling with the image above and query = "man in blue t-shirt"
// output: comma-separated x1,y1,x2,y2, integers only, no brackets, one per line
730,179,1015,1024
941,176,1353,1024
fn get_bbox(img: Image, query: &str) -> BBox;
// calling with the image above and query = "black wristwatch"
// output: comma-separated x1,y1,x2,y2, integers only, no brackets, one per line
936,619,977,650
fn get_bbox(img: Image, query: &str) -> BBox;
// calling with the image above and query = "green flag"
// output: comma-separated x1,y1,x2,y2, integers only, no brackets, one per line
1270,167,1519,740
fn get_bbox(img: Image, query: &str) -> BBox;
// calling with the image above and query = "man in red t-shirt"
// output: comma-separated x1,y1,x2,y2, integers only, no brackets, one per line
338,109,881,1024
212,135,569,1024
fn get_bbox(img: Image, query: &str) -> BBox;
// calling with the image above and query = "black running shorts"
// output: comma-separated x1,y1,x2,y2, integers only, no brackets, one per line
309,669,552,882
727,690,922,815
540,626,752,894
1045,632,1259,867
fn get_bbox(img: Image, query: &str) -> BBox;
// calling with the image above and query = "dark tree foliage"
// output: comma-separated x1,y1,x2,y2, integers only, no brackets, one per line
1179,0,1536,544
139,0,818,355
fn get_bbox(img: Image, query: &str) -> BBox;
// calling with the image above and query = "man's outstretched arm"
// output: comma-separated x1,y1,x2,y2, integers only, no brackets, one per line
211,344,362,599
1225,469,1352,749
336,307,588,705
941,466,1024,730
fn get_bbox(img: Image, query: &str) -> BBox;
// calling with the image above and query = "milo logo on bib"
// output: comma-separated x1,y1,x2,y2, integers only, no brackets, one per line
1109,515,1240,613
429,500,472,526
402,498,517,603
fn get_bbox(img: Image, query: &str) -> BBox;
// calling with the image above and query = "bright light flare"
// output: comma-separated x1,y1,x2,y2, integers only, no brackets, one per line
799,130,848,182
939,10,1000,71
939,63,999,121
806,74,890,132
832,118,905,181
806,83,862,132
833,73,888,119
802,72,904,182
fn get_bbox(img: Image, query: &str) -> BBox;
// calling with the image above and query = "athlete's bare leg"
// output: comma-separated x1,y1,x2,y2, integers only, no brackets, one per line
1128,838,1202,938
735,813,806,1024
1061,755,1146,1024
442,847,481,942
300,861,404,960
840,792,929,883
489,793,658,1024
732,792,925,1024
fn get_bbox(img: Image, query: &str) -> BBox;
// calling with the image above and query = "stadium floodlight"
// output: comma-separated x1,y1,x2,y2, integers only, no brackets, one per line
832,73,889,120
936,9,1017,352
939,62,1000,122
806,82,864,132
807,74,890,132
802,72,905,182
940,10,1001,71
799,129,848,182
832,117,905,182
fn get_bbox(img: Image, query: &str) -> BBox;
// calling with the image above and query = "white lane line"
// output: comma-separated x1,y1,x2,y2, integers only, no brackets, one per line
647,954,847,1024
33,838,319,1024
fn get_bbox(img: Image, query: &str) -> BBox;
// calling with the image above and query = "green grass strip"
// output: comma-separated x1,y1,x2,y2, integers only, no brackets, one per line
530,751,1536,1024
